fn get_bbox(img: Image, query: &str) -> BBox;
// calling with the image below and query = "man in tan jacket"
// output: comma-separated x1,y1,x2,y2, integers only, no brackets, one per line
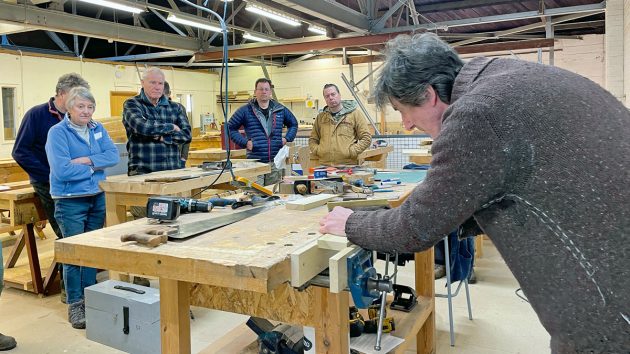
309,84,372,166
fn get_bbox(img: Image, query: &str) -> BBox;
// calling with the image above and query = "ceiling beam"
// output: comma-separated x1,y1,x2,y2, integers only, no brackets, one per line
268,0,370,33
371,0,407,31
195,32,404,61
451,10,601,47
346,38,556,64
416,0,519,13
0,2,201,51
375,2,605,34
45,31,72,53
100,49,195,61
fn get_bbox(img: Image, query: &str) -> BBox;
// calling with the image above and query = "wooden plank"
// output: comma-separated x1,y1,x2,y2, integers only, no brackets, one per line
317,234,351,251
328,246,357,293
290,240,337,288
99,164,270,195
286,194,338,211
327,198,389,211
160,278,191,354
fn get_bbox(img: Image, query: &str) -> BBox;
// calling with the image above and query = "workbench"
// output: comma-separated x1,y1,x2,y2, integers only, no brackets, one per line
358,145,394,168
402,148,433,165
0,181,59,295
308,146,395,170
99,163,270,226
185,148,247,167
56,173,435,354
0,158,28,183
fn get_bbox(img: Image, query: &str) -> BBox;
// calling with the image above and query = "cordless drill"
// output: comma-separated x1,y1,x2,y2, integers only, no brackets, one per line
146,196,220,221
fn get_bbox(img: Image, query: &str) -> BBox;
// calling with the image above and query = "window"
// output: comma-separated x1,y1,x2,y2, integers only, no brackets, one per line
2,87,17,141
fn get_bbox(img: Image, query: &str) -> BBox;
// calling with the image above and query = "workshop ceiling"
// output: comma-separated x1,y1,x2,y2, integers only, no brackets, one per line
0,0,606,68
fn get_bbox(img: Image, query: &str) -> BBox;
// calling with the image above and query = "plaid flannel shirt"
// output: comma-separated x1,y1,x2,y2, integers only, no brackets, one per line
123,89,192,175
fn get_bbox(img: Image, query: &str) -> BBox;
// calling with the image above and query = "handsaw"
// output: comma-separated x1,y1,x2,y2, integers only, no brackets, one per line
165,205,271,240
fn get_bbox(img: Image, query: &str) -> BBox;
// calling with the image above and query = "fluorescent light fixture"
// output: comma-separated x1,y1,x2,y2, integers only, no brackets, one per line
167,13,223,33
78,0,145,14
308,25,327,36
245,3,301,27
243,32,271,43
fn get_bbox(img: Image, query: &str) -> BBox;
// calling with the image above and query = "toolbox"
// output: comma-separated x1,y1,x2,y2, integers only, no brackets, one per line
85,280,160,354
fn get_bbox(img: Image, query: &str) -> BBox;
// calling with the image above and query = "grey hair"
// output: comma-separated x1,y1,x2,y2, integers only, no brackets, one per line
141,67,165,81
65,86,96,112
374,33,463,108
55,73,90,96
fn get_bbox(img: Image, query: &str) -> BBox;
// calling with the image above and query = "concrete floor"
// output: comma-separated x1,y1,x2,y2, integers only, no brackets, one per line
0,233,550,353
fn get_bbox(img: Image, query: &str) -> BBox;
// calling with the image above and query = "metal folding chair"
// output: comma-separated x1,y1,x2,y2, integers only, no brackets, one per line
435,236,473,346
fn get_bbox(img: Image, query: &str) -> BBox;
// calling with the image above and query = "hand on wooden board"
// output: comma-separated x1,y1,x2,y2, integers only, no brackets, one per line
319,206,354,236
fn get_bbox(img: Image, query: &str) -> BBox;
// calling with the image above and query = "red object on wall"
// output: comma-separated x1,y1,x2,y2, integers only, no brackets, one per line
220,123,247,150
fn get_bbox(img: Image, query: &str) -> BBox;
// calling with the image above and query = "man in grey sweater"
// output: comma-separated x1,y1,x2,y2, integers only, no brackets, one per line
320,33,629,353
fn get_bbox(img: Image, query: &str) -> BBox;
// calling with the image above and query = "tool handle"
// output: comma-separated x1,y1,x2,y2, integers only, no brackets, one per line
208,197,237,207
121,233,167,247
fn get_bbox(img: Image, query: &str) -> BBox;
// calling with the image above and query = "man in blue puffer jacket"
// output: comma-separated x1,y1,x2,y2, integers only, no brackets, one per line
227,78,298,185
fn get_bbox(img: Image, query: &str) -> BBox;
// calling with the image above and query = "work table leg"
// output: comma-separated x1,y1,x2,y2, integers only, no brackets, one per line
105,193,127,227
415,250,436,354
312,286,349,353
160,278,191,354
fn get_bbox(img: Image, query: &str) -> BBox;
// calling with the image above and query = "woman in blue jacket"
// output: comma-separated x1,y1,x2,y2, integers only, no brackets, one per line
45,86,119,329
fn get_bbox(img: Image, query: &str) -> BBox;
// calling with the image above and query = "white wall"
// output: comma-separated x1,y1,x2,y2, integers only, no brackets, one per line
0,51,218,157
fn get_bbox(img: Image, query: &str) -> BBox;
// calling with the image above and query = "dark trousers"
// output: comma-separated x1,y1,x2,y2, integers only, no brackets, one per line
31,181,63,239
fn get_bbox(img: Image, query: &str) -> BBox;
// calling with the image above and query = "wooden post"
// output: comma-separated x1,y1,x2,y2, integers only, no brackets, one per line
105,193,127,226
415,249,436,354
24,223,43,294
159,278,191,354
312,286,349,353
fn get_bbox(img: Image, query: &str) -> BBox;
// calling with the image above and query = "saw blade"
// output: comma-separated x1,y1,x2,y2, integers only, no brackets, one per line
167,205,270,240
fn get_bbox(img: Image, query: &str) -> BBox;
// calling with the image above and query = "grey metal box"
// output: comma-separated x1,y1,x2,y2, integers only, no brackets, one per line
85,280,160,354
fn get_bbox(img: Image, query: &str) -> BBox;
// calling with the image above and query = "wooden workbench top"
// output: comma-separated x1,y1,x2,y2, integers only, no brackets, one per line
99,163,270,194
56,202,325,293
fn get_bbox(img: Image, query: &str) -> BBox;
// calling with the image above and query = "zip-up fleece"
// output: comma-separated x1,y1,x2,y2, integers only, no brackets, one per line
227,99,298,163
309,100,372,165
45,116,120,198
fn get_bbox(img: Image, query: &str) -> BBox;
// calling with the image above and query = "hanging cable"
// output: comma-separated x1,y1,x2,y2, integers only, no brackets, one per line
177,0,236,194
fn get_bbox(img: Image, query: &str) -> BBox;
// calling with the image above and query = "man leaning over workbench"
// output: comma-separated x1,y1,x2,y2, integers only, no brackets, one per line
319,33,629,353
309,84,372,166
227,78,298,185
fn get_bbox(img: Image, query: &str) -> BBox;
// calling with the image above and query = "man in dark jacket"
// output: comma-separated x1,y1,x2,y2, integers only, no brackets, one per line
319,33,629,353
227,78,298,185
12,73,90,240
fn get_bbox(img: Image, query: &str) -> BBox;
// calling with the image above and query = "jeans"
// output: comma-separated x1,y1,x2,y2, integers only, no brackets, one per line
54,193,105,304
31,181,63,239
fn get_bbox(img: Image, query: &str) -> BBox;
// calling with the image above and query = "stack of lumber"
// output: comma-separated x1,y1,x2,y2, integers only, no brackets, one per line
98,117,127,143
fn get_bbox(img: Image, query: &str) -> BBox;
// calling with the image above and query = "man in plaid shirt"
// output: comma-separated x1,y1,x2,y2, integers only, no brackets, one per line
123,67,191,175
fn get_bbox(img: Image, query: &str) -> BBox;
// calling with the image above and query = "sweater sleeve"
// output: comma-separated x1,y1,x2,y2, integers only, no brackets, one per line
283,108,299,142
90,126,120,170
45,128,93,183
345,101,508,253
12,110,48,177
